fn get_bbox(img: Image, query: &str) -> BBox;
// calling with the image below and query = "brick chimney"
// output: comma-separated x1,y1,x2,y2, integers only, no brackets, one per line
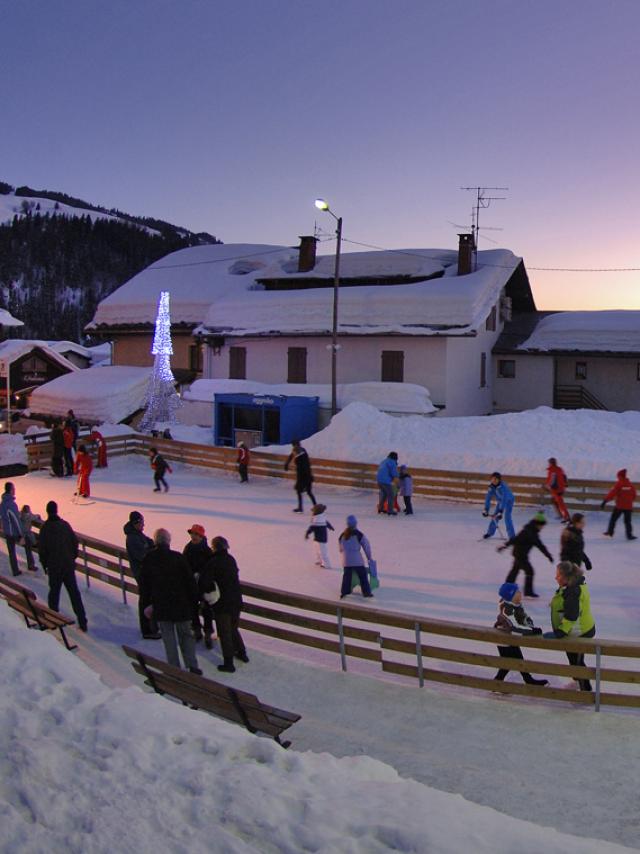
457,233,475,276
298,235,318,272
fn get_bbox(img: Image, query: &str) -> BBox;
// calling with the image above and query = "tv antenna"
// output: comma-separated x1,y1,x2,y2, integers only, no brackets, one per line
460,186,508,252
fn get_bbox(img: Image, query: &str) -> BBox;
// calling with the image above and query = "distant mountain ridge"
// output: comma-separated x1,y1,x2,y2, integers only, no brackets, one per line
0,179,222,341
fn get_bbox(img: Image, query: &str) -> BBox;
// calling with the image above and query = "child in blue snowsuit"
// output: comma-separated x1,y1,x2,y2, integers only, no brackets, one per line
483,472,515,539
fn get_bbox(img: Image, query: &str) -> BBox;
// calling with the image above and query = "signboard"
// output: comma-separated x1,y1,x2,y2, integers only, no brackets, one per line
0,359,7,378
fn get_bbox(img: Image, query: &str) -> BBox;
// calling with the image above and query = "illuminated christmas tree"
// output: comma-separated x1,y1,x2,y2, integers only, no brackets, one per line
139,291,180,433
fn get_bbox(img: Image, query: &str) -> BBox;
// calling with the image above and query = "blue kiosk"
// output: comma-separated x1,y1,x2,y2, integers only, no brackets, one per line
213,392,319,448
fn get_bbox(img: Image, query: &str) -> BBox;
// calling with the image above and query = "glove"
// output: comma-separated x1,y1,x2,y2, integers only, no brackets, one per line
482,511,488,517
531,627,542,636
600,501,606,510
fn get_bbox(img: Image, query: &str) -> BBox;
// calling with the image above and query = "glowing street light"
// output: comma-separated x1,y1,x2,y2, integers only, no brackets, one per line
314,198,342,417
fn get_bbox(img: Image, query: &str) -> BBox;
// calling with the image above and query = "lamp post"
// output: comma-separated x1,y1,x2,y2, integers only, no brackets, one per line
314,198,342,417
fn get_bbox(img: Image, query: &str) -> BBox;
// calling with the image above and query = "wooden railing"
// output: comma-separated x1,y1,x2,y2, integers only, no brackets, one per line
9,524,639,712
554,385,608,411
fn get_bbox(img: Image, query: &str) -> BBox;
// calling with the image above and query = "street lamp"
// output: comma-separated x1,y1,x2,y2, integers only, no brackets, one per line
314,198,342,417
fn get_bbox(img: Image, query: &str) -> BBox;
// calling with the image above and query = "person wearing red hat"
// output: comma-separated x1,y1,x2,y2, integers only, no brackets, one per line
183,524,213,645
601,469,637,540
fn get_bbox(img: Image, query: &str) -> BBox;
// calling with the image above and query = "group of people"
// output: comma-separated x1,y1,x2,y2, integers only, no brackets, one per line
376,452,413,516
49,409,107,499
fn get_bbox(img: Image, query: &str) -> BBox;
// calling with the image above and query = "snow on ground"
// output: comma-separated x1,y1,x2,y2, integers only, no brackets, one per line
3,458,640,850
1,605,634,854
264,401,640,480
520,310,640,352
29,366,150,423
0,434,28,466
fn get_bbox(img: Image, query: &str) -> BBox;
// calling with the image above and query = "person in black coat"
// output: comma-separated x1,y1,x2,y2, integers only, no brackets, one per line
124,511,160,639
199,536,248,673
560,513,592,571
49,420,65,478
284,439,316,512
498,513,553,598
139,529,201,673
182,523,213,645
149,447,171,493
38,500,87,631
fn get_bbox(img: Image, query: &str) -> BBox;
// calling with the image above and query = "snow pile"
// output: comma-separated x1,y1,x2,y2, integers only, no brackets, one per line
185,379,436,414
268,402,640,479
0,434,28,466
0,307,23,327
520,311,640,352
152,422,214,445
29,366,150,423
0,606,630,853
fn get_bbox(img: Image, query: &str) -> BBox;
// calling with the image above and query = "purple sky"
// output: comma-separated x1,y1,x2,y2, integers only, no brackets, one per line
2,0,639,310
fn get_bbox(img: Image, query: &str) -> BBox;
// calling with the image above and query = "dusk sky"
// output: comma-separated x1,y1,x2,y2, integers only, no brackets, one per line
2,0,639,310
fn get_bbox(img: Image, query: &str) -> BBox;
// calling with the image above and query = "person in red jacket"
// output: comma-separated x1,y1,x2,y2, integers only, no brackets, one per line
237,441,250,483
90,428,108,468
62,421,75,477
74,444,93,498
601,468,637,540
545,457,569,522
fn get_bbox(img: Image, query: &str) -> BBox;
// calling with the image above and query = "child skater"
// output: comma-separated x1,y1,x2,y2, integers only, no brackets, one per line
305,503,334,568
398,465,414,515
150,447,172,493
237,441,250,483
19,504,41,572
493,582,548,686
74,444,93,498
339,515,374,599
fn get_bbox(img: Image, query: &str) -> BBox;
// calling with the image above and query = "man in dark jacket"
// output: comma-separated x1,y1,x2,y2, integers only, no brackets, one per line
560,513,592,571
284,440,316,512
124,511,160,639
498,512,553,598
38,500,87,631
50,420,65,478
139,528,201,673
199,536,248,673
183,523,212,645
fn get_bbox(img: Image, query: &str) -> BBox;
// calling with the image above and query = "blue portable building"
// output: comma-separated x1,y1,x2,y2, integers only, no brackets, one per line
213,392,319,447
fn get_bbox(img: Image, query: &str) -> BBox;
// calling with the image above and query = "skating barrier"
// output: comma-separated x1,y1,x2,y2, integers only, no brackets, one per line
10,523,640,712
26,432,621,514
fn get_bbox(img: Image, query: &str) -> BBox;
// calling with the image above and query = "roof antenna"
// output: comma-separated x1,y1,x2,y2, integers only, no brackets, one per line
460,186,508,263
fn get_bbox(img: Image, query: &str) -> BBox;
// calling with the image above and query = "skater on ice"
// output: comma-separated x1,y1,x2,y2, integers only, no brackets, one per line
376,452,399,516
493,582,548,687
284,439,316,512
62,420,75,477
123,511,160,640
545,457,570,522
545,561,596,692
66,409,79,449
38,500,88,632
398,464,414,515
237,441,250,483
150,447,172,493
498,512,553,598
560,512,592,571
74,443,93,499
305,503,334,568
482,472,515,539
601,469,637,540
339,515,375,599
90,427,108,468
19,504,41,572
49,419,65,478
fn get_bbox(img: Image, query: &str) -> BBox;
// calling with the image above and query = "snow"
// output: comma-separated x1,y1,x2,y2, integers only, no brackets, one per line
0,339,78,374
184,378,436,414
0,434,27,466
273,247,452,280
86,342,112,366
264,401,640,480
199,248,521,337
0,307,24,327
3,458,640,850
88,244,296,327
29,365,150,423
520,311,640,352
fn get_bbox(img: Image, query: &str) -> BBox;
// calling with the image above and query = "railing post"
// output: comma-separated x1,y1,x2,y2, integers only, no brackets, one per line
595,645,602,712
118,555,127,605
82,542,90,588
415,622,424,687
336,607,347,672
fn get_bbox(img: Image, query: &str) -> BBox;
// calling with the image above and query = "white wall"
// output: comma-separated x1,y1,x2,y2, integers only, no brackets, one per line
493,354,554,412
555,356,640,411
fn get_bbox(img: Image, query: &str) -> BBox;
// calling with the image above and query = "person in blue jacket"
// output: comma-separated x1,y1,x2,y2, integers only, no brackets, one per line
376,452,399,516
483,472,515,539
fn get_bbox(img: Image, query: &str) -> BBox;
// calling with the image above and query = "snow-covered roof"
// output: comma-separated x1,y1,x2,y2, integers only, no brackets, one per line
519,311,640,353
88,243,296,328
47,340,93,359
0,339,78,373
260,248,452,281
0,307,24,327
199,248,521,337
29,365,151,423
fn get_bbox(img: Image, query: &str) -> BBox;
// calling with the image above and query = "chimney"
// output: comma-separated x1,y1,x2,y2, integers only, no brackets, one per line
457,233,475,276
298,235,318,272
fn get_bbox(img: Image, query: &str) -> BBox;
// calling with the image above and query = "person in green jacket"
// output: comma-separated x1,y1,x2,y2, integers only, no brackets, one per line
547,561,595,692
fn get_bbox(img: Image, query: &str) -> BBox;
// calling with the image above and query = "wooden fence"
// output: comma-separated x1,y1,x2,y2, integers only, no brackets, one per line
8,523,638,712
27,431,614,513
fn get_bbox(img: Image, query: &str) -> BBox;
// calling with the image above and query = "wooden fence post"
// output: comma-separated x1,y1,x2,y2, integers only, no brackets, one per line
82,542,90,588
118,555,127,605
595,645,602,712
415,622,424,687
337,607,347,672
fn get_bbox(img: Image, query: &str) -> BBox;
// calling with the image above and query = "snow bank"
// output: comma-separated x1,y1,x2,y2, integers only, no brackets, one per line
29,366,150,423
0,307,23,327
0,433,27,466
520,311,640,352
265,402,640,480
185,379,436,414
0,605,630,853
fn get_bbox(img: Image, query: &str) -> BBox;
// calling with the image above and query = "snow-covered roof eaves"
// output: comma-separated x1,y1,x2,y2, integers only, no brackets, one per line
516,311,640,355
0,340,78,373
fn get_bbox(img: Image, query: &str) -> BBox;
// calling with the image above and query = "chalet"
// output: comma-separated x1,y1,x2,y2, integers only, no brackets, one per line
0,340,77,407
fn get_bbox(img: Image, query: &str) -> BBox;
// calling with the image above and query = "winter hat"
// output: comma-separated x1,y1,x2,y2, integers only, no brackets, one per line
548,457,557,466
499,582,519,603
188,524,206,538
212,536,229,551
129,511,143,524
312,503,326,515
534,512,547,525
346,514,358,528
399,465,407,473
491,471,501,480
618,468,627,479
388,452,399,461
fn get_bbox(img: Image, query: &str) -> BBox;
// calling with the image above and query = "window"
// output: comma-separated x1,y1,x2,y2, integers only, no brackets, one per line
21,356,47,373
381,350,404,382
498,359,516,379
189,343,203,373
480,352,487,388
287,347,307,383
229,346,246,380
575,362,587,380
485,306,497,332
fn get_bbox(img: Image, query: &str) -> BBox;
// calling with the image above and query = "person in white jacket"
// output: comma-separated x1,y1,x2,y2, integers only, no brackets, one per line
305,503,335,568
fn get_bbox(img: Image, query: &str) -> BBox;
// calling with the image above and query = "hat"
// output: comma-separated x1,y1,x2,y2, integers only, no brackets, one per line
399,464,407,473
618,468,627,479
312,503,326,515
129,511,143,524
188,524,206,537
346,514,358,528
388,452,398,461
491,471,501,480
548,457,557,466
499,582,519,603
534,512,547,525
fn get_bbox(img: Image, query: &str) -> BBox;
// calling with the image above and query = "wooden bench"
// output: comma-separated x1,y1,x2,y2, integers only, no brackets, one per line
0,575,77,650
122,645,301,748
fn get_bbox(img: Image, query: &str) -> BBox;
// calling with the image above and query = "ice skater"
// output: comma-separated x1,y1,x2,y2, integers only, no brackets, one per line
237,441,249,483
560,513,592,571
601,468,637,540
0,483,36,576
545,457,570,522
376,452,399,516
90,427,108,468
284,439,316,512
493,582,548,687
498,512,553,598
150,447,172,493
339,515,374,599
305,503,335,568
482,472,515,539
398,464,413,515
74,443,93,499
